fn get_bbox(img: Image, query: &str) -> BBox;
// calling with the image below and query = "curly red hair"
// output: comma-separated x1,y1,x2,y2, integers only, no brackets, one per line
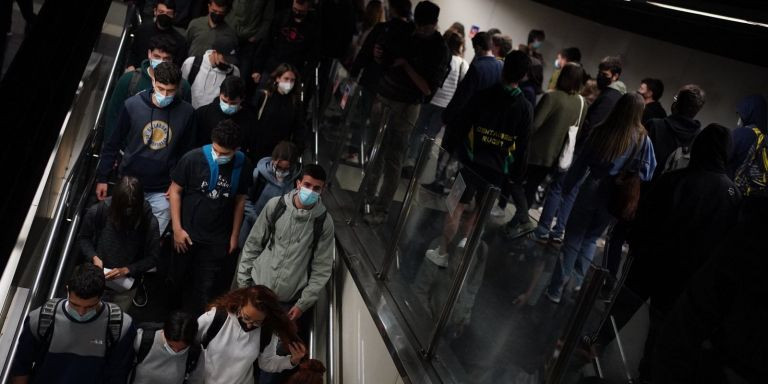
208,285,300,343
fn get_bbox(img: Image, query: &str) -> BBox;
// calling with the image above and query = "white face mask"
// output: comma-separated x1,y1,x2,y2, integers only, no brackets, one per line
277,81,294,95
737,117,743,127
163,342,189,356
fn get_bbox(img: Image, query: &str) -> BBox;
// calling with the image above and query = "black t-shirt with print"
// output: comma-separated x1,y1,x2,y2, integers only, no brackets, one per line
171,148,253,245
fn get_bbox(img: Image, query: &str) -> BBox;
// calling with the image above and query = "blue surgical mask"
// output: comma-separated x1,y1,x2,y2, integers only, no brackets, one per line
154,89,174,108
531,40,542,49
298,187,319,206
211,146,233,165
150,58,163,69
66,301,99,322
219,99,239,115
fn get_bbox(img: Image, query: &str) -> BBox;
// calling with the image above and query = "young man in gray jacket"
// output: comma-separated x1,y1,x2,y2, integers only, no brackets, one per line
237,164,334,322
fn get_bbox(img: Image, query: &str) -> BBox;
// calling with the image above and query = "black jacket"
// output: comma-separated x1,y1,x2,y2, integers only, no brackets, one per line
253,8,321,77
445,83,533,181
78,199,160,275
646,114,701,178
642,100,667,124
248,90,305,161
377,30,448,104
631,124,741,313
350,18,413,92
127,21,187,68
653,196,768,384
576,86,622,147
193,97,259,153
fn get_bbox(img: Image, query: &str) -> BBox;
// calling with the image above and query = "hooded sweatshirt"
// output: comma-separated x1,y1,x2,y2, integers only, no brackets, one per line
193,96,259,149
645,114,702,179
729,94,767,177
631,124,741,312
97,90,196,192
250,157,302,217
237,191,334,312
105,59,192,140
181,50,241,108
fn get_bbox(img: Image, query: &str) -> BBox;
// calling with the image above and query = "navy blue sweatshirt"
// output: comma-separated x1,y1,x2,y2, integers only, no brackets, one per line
442,56,503,126
97,90,195,192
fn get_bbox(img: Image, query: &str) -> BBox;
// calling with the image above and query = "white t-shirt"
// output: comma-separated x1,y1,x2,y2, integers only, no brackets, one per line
181,50,241,109
429,55,468,108
187,309,294,384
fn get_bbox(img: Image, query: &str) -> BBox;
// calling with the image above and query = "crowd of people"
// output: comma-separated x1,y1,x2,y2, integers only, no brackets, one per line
8,0,768,383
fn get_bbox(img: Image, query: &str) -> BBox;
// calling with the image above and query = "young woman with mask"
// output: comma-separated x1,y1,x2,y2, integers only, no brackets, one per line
131,311,198,384
249,63,306,161
187,286,306,384
238,141,302,248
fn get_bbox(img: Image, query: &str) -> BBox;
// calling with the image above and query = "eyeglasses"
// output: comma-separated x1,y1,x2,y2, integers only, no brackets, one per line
238,309,264,327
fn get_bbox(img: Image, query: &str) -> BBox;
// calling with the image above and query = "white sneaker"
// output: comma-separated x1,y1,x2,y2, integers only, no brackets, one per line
425,248,449,267
491,205,505,217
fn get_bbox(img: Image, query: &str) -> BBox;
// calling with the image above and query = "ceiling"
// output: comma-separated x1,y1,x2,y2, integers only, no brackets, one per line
533,0,768,67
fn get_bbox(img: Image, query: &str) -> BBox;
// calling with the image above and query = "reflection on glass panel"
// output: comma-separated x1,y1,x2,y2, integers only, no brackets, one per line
384,141,494,351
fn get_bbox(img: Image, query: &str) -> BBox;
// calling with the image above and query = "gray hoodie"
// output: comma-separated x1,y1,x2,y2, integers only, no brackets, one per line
237,190,334,312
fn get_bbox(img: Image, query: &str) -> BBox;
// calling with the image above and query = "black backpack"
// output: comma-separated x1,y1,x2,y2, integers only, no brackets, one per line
184,308,273,380
734,127,768,196
187,55,236,86
36,299,123,362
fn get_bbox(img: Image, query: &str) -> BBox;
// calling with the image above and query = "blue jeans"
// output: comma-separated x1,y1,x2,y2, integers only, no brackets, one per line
145,192,170,235
238,200,259,249
546,177,615,299
406,102,444,164
534,171,579,239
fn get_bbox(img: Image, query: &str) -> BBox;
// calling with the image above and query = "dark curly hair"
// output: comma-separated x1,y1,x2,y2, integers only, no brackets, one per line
208,286,300,343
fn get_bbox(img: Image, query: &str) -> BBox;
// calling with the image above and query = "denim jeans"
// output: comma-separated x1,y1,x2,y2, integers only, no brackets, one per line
145,192,170,235
238,200,259,249
406,102,444,165
534,171,579,239
363,95,420,212
546,177,615,298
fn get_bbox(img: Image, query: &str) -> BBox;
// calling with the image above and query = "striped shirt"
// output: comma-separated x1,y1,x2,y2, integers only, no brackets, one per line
429,55,469,108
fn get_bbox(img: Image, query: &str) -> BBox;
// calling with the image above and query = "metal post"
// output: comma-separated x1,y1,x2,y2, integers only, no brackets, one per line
424,184,501,358
377,138,435,280
313,65,320,165
545,265,609,383
348,104,391,226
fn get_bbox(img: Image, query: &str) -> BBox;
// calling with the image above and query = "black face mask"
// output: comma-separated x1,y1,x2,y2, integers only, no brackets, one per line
292,11,307,21
238,318,259,332
210,12,226,25
596,74,612,90
156,14,173,30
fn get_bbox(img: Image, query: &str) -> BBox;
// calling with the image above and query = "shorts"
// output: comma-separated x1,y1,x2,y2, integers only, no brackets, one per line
458,164,507,204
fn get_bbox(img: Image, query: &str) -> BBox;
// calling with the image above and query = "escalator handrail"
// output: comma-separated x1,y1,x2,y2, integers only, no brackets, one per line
0,4,137,381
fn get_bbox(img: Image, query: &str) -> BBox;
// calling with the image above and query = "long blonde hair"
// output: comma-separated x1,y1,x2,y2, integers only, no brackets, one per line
585,92,646,163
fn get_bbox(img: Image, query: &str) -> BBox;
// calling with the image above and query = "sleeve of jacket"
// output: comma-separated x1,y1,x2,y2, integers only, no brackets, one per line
104,320,137,384
531,92,554,135
295,216,334,312
97,104,133,183
577,94,607,145
638,136,658,182
252,0,276,44
442,64,478,125
237,197,277,287
79,203,99,262
509,103,534,182
251,16,278,74
105,73,132,142
127,207,160,274
350,24,382,77
9,317,40,378
257,333,295,372
442,90,477,155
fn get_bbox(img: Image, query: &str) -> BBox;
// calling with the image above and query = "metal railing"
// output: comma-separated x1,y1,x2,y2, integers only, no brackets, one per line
0,3,137,381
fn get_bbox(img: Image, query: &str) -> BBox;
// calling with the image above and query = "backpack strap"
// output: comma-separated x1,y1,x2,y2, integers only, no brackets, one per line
257,90,269,120
187,55,204,86
135,329,156,365
127,69,143,97
37,299,61,343
105,302,124,353
201,307,228,349
202,145,245,195
310,212,327,255
259,325,274,353
262,197,288,251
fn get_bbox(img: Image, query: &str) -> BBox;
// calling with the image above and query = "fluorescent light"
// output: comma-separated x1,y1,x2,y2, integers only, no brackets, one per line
647,1,768,28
